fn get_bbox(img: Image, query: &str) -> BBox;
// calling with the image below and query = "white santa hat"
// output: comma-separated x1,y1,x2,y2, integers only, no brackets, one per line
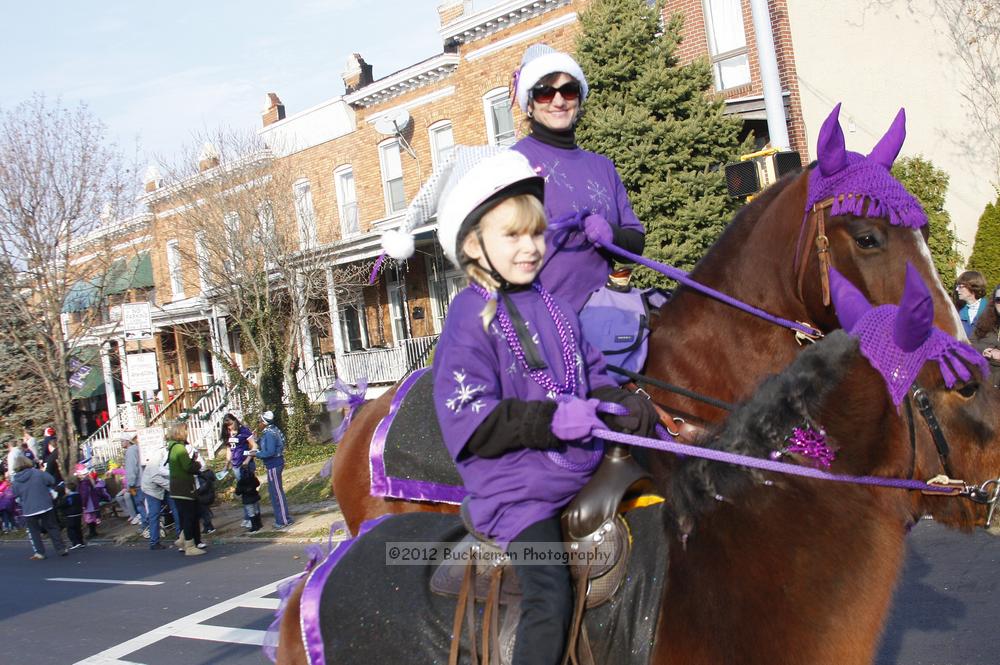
381,146,544,266
513,43,589,113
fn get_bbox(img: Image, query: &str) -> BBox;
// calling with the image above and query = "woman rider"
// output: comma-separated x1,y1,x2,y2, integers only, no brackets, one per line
511,43,646,312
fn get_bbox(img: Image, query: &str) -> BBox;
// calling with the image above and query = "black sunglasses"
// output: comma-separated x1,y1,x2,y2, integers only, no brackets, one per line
530,81,581,104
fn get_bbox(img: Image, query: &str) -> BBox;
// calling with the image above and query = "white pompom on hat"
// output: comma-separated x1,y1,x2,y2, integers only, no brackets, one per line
514,43,589,113
381,146,544,267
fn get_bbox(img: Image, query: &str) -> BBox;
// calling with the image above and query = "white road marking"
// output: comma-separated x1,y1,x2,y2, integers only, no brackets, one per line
47,577,164,586
75,573,299,665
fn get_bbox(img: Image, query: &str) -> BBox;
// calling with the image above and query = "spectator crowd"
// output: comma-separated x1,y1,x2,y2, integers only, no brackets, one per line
0,411,292,560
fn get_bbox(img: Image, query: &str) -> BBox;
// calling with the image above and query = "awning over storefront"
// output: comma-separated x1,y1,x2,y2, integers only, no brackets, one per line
62,253,154,312
106,253,154,295
62,279,100,313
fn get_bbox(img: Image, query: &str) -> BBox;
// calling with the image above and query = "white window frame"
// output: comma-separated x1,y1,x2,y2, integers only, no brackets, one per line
428,120,455,169
378,140,407,214
194,231,210,294
293,179,318,249
483,87,516,147
386,272,410,343
337,291,370,353
166,239,184,300
425,253,466,334
334,165,359,238
703,0,752,91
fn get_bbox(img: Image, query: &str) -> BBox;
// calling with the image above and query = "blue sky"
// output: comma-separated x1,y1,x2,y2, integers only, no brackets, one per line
1,1,502,163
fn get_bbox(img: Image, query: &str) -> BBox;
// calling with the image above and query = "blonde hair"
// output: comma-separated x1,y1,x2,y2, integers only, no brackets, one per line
458,194,547,330
166,422,189,443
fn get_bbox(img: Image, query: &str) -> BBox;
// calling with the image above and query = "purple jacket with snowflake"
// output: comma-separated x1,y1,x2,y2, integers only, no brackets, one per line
433,286,617,547
513,136,644,312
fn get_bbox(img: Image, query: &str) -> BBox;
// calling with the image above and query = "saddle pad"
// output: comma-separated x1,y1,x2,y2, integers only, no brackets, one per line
370,368,466,504
307,505,667,665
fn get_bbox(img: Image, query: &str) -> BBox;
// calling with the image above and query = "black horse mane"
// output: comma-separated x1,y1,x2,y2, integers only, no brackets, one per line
664,330,858,532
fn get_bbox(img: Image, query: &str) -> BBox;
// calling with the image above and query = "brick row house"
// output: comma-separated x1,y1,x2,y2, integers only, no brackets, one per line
66,0,812,455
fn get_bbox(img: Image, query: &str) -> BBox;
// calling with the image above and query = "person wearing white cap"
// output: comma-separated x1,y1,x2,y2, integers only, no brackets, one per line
510,43,646,313
408,147,657,665
255,410,292,529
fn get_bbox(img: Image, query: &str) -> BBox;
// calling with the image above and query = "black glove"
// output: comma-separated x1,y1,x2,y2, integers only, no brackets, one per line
590,386,659,439
465,399,560,458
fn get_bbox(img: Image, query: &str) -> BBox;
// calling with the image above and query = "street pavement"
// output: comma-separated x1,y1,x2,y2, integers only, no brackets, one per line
0,540,307,665
0,519,996,665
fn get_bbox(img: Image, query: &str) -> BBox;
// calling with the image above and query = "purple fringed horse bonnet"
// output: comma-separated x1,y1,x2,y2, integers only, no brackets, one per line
830,264,988,407
805,103,928,230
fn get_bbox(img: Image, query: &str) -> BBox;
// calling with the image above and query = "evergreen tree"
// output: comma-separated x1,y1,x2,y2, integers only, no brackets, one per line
968,196,1000,289
574,0,746,284
891,156,961,283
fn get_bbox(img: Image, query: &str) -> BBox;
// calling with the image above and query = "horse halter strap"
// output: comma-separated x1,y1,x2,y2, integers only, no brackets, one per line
909,386,956,480
795,197,835,308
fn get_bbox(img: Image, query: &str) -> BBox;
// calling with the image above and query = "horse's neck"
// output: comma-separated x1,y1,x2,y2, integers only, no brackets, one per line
648,192,810,417
656,484,911,665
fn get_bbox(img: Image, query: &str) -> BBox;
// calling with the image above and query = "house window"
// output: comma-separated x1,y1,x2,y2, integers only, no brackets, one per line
294,179,318,249
704,0,752,90
379,140,406,214
425,253,466,334
429,120,455,168
338,297,369,352
166,240,184,300
194,231,210,293
386,272,410,342
483,88,516,147
334,166,359,237
256,201,275,243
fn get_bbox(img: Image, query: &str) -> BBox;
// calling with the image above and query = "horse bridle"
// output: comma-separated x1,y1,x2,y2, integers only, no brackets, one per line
794,197,836,309
904,384,1000,525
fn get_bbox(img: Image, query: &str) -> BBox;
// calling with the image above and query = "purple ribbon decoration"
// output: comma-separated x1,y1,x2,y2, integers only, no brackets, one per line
327,378,368,446
368,253,388,285
261,540,329,663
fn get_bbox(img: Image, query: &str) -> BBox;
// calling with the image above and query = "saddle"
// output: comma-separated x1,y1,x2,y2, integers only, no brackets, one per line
431,444,653,665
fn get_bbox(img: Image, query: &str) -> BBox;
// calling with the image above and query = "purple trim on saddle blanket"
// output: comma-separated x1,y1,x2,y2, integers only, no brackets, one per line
369,368,467,505
299,514,393,665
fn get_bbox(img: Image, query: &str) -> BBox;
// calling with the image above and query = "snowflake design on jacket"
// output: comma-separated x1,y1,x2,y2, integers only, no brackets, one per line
539,158,574,191
587,179,611,216
446,370,486,414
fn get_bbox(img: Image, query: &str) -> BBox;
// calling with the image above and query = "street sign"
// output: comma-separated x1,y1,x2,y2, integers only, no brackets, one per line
126,352,159,393
121,302,153,340
136,426,165,466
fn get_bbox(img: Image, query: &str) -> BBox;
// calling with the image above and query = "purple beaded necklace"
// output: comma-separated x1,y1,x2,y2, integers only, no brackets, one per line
471,282,578,395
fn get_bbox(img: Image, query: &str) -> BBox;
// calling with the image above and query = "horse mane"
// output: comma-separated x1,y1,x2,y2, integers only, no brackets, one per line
663,330,858,532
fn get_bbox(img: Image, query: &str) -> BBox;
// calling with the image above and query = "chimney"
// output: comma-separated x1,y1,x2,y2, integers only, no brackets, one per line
198,142,220,172
342,53,374,93
143,165,162,193
262,93,286,127
437,0,468,28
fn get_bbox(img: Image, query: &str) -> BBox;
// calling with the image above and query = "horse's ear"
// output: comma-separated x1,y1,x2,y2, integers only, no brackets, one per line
817,103,848,177
893,262,934,352
830,267,872,331
868,108,906,170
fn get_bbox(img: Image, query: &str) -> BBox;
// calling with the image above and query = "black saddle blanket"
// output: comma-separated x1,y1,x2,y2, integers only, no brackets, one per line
370,368,466,503
306,504,667,665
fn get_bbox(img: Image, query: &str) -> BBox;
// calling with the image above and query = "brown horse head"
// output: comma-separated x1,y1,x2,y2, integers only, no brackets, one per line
658,266,1000,665
648,104,960,417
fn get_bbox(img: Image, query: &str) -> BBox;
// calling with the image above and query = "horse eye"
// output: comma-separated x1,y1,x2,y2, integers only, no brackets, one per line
956,382,979,399
855,234,880,250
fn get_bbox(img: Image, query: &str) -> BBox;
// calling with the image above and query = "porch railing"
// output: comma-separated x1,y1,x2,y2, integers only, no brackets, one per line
335,334,439,385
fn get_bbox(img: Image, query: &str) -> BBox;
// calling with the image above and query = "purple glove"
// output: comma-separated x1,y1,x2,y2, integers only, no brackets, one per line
551,397,604,441
583,213,613,247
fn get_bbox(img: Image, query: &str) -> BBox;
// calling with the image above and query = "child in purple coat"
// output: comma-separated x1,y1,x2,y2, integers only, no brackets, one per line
424,148,657,665
0,478,15,532
78,466,111,538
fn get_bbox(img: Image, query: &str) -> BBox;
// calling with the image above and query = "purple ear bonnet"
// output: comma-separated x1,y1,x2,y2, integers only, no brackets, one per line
807,104,927,229
830,264,988,406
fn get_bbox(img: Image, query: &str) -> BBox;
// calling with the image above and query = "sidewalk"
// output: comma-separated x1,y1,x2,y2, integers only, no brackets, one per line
0,460,350,549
